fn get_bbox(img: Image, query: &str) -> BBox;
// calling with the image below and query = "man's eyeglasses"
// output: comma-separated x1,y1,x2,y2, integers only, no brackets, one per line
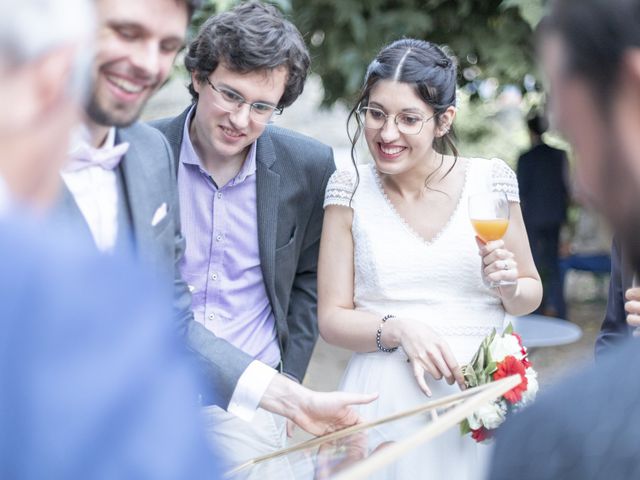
357,106,436,135
206,78,283,125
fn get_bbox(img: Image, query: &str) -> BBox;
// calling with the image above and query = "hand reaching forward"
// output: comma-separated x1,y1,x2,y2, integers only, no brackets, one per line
259,374,378,437
384,317,466,397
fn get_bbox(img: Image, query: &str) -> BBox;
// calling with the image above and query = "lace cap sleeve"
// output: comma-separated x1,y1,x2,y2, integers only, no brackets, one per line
491,158,520,203
323,170,356,209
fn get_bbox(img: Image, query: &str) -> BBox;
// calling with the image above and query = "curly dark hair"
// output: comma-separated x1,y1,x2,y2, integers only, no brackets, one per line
184,1,310,108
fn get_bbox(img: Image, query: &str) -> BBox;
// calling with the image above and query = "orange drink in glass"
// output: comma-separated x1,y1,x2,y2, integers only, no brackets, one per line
468,192,515,287
470,219,509,243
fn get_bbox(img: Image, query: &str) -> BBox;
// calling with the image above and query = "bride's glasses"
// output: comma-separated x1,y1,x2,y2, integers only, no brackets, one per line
468,192,516,288
357,106,436,135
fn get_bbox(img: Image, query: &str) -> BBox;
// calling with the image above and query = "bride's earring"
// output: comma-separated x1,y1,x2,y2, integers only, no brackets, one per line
439,125,450,137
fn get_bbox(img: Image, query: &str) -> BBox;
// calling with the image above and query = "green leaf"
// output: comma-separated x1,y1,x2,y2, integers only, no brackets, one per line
460,418,471,435
504,322,514,335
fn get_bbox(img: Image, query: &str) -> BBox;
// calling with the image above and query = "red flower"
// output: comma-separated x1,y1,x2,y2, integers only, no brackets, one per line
513,332,528,357
471,427,492,443
513,332,524,347
493,355,528,404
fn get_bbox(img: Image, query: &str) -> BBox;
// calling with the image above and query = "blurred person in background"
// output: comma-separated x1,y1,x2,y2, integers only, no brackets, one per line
0,0,221,477
490,0,640,478
517,113,569,318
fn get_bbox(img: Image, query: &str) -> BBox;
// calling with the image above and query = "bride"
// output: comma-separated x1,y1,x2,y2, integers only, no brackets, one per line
318,38,542,478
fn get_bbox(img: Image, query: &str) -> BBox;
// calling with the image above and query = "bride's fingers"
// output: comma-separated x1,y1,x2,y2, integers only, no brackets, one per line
482,249,515,267
476,238,505,256
418,353,442,381
412,362,432,397
484,259,514,275
440,345,465,389
428,350,453,384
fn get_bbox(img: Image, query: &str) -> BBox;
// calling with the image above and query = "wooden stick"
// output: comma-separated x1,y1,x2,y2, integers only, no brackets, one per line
332,375,520,480
225,375,519,477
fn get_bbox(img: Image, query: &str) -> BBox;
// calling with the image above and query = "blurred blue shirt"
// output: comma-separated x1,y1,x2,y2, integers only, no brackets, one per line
0,210,223,479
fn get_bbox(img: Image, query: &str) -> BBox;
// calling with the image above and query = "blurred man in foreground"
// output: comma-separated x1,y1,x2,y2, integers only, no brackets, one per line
490,1,640,478
0,0,220,477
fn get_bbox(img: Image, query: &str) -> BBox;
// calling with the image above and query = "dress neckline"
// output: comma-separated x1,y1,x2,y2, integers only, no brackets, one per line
370,159,472,246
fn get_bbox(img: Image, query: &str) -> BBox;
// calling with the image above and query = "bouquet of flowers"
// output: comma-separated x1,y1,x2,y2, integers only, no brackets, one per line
459,324,538,443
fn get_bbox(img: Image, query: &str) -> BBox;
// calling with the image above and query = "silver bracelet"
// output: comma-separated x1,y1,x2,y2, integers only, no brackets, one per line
376,314,398,353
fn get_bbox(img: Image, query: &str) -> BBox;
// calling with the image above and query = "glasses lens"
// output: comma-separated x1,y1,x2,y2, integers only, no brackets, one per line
216,87,243,108
249,103,278,125
396,113,425,135
360,107,386,130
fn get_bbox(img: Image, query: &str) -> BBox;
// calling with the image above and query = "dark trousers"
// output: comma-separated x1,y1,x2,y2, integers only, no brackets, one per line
527,224,564,318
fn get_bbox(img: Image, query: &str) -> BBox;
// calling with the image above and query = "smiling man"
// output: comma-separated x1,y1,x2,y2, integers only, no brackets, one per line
151,0,336,465
56,0,373,468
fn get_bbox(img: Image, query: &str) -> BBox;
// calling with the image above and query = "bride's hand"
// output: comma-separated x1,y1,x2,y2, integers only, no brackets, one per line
476,237,519,299
387,318,466,397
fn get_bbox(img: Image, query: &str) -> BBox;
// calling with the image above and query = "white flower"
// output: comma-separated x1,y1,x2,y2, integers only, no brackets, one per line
467,400,507,430
519,367,539,405
489,334,524,362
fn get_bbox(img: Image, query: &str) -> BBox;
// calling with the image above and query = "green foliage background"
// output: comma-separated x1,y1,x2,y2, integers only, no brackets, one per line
189,0,549,164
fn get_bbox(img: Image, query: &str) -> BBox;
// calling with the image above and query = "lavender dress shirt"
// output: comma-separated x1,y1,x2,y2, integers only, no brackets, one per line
177,108,280,368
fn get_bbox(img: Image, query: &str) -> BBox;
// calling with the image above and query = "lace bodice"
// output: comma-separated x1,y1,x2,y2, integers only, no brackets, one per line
324,158,519,353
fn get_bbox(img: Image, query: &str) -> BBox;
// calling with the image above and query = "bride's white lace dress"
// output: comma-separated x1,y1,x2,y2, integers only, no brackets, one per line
323,158,520,479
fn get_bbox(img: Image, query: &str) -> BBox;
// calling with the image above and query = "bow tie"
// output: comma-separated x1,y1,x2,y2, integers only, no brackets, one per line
65,141,130,172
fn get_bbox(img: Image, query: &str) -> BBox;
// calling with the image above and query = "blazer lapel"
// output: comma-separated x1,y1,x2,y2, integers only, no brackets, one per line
256,130,280,315
53,181,95,244
117,128,155,258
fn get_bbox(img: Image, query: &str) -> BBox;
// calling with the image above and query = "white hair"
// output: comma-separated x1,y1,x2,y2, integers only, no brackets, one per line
0,0,94,97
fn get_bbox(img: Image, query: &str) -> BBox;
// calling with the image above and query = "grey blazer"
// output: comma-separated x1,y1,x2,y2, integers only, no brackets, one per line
151,106,336,384
55,122,253,408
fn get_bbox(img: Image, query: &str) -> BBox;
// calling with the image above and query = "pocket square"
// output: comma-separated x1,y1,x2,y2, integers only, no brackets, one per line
151,202,168,227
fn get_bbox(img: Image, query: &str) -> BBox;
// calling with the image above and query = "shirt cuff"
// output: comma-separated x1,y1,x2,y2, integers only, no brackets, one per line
227,360,278,422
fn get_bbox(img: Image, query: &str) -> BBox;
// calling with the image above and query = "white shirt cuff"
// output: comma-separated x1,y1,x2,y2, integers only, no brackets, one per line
227,360,278,422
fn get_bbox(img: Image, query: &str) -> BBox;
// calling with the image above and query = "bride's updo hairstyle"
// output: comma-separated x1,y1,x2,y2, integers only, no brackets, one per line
348,38,459,192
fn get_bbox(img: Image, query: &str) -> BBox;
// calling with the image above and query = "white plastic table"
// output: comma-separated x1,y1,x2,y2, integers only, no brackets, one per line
508,314,583,348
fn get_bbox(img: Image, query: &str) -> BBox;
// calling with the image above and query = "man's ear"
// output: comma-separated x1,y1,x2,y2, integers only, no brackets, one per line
191,70,202,94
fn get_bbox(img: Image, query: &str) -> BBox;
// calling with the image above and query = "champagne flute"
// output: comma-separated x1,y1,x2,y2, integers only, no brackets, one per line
468,192,516,288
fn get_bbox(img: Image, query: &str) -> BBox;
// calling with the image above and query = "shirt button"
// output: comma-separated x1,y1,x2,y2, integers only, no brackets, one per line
217,192,223,199
208,313,215,321
216,234,223,242
210,273,218,281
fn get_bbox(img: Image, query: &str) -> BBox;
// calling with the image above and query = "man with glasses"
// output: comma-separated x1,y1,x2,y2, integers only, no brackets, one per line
56,0,373,470
151,1,337,463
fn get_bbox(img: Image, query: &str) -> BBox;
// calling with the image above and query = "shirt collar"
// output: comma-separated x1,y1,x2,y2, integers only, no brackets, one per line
64,125,128,173
182,105,257,186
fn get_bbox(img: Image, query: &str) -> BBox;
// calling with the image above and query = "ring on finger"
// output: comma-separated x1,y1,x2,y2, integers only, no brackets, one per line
502,261,509,271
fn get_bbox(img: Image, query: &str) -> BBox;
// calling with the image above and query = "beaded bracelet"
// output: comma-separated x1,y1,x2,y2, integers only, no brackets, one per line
376,314,398,353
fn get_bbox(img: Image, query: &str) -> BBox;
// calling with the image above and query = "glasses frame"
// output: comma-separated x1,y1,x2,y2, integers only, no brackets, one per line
357,106,437,135
206,78,283,125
